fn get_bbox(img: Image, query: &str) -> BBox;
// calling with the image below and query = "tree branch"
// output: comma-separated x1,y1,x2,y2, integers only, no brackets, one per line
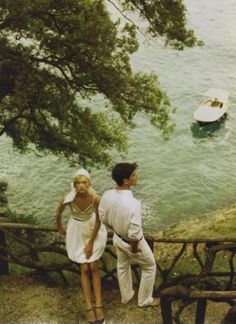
107,0,146,37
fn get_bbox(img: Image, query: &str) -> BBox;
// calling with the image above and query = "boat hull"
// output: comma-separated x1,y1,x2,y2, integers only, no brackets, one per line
193,88,229,123
193,105,227,123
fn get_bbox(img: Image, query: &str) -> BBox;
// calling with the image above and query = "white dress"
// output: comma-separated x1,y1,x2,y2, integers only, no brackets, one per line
64,190,107,264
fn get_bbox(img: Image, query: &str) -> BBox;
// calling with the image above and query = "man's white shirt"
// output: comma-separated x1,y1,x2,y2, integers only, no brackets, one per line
99,189,143,241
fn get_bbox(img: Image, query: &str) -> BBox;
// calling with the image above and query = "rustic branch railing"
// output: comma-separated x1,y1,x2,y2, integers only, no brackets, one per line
1,221,236,323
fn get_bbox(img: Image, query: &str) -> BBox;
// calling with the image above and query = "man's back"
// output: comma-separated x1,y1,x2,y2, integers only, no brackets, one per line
99,188,142,241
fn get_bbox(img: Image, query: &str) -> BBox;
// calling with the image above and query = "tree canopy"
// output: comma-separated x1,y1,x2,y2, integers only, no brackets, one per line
0,0,202,167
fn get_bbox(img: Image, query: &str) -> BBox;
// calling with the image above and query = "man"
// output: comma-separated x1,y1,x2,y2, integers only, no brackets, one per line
99,162,159,307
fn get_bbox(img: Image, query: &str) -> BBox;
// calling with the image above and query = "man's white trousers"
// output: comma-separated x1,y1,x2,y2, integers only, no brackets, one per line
113,234,156,307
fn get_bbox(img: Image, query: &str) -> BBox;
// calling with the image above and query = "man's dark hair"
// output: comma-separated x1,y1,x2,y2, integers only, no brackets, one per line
112,162,138,186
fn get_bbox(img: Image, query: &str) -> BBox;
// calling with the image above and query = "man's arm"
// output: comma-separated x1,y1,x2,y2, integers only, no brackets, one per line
128,202,143,253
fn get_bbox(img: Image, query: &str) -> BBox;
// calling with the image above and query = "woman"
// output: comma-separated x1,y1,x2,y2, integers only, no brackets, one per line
56,169,107,324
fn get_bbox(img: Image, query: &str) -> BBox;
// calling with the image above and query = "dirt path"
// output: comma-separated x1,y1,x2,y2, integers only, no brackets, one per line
0,273,230,324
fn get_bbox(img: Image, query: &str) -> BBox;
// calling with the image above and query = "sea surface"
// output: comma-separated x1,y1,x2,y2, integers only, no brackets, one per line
1,0,236,233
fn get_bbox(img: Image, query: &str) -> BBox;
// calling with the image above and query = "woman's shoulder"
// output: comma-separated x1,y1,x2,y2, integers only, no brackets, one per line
63,189,77,205
88,188,98,197
88,188,100,204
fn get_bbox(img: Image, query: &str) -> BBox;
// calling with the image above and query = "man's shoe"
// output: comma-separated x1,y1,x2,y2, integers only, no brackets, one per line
140,298,160,308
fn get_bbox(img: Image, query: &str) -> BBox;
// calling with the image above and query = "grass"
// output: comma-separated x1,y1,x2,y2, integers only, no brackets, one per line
163,204,236,239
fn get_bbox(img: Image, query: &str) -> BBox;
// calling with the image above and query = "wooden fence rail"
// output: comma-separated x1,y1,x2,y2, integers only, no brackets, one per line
1,220,236,323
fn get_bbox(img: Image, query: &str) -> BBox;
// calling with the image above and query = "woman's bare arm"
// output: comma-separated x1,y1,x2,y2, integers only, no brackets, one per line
56,199,67,234
84,195,102,259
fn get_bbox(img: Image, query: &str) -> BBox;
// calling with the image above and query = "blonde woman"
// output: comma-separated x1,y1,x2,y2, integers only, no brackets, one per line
56,169,107,324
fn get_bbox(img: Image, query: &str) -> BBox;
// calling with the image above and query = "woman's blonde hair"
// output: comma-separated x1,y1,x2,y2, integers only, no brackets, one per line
73,174,91,187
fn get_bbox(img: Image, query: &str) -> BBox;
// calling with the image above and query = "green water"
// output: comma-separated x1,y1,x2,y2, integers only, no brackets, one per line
1,0,236,232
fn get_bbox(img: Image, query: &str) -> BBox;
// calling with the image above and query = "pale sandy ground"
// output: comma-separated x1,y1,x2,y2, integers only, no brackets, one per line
0,273,231,324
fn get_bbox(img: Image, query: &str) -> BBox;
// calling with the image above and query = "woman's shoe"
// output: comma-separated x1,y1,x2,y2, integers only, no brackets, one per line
96,319,106,324
95,306,105,324
87,308,96,324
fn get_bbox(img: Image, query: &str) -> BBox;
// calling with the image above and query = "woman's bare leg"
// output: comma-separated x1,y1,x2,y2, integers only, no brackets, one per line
89,261,104,320
81,263,96,322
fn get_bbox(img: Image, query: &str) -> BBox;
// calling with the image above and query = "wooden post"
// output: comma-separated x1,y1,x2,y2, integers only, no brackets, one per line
195,299,207,324
0,181,9,275
0,217,9,275
146,238,154,252
160,298,173,324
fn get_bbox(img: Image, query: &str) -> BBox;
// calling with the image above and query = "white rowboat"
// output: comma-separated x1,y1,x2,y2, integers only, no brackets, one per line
193,88,230,123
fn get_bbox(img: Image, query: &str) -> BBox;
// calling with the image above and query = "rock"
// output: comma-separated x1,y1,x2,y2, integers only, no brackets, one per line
0,206,8,216
0,181,8,192
221,305,236,324
0,192,8,204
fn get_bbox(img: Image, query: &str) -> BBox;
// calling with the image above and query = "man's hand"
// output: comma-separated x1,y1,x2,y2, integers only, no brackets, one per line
130,240,140,254
85,241,93,259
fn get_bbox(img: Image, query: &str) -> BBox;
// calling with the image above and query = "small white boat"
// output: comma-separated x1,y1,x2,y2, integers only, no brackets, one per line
193,88,230,123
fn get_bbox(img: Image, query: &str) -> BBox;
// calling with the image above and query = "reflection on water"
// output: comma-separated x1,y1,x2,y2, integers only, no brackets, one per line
191,114,227,139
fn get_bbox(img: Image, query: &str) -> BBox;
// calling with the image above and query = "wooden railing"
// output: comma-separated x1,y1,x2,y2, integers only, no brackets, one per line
1,220,236,323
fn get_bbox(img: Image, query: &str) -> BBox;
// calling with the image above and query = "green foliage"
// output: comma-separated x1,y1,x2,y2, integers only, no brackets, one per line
0,0,201,166
7,209,38,224
119,0,204,49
